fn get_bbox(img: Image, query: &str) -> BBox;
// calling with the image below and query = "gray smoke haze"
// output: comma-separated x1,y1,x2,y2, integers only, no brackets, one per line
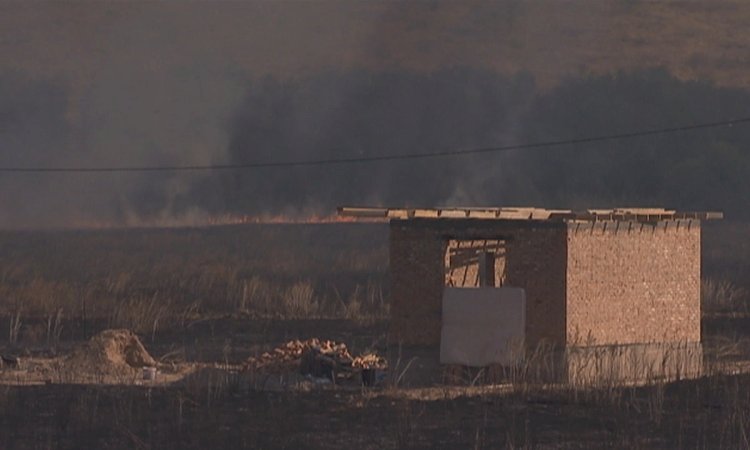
2,2,750,227
189,69,536,217
0,66,244,227
4,66,750,226
0,73,79,223
515,70,750,216
190,69,750,219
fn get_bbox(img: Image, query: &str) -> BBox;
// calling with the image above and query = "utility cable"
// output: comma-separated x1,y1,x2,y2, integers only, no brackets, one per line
1,116,748,173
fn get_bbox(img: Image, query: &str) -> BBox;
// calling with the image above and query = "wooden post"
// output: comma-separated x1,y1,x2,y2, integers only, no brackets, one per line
478,251,495,287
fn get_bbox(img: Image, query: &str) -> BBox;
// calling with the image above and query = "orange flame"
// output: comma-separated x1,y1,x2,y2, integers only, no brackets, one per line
204,214,382,225
63,213,385,230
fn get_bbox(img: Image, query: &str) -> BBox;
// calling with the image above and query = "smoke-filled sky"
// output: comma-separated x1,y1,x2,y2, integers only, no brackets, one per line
2,1,750,227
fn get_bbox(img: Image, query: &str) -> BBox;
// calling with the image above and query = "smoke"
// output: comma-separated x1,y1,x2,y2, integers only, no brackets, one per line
0,73,80,226
0,67,245,228
2,66,750,228
514,70,750,216
196,68,750,220
3,2,750,227
75,63,244,222
192,68,536,217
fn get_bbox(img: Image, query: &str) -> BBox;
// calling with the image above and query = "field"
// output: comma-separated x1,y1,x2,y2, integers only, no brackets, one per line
0,222,749,448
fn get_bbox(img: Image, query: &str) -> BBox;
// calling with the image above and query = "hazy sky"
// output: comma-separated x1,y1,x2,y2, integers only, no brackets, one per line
0,1,747,227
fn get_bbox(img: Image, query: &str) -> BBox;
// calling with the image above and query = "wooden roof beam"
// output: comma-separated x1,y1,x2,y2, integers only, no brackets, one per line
337,206,724,221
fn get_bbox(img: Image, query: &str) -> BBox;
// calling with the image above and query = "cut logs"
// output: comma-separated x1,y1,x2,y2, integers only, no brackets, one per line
244,338,387,380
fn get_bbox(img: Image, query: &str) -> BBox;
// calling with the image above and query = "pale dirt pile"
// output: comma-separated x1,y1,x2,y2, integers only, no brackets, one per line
64,329,156,378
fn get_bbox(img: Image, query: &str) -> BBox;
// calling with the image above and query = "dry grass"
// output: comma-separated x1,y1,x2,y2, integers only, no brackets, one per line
0,222,747,343
4,368,744,448
377,340,750,448
703,278,750,315
0,224,389,342
0,223,747,446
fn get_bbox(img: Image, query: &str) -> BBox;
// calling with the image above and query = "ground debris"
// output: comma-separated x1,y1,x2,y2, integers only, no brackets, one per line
1,354,20,368
352,353,387,370
244,338,387,376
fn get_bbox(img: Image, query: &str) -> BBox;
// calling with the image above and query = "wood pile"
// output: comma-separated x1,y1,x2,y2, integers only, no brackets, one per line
352,353,387,370
244,338,386,375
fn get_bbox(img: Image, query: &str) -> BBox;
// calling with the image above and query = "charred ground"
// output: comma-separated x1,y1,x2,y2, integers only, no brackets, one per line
0,222,746,448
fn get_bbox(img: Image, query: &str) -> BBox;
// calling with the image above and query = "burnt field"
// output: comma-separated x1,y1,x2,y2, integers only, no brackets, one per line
0,222,748,448
0,223,390,344
2,373,750,449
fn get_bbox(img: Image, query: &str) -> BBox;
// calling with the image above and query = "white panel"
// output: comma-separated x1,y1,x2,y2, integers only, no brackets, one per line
440,287,525,367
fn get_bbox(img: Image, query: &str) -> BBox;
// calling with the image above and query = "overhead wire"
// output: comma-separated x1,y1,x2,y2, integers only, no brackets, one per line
1,116,748,173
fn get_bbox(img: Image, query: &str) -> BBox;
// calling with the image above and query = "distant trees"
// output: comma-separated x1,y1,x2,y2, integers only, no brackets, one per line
200,68,750,219
515,69,750,218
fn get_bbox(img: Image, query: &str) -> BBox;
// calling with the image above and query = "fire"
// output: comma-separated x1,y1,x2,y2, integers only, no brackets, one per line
204,213,382,225
62,213,385,230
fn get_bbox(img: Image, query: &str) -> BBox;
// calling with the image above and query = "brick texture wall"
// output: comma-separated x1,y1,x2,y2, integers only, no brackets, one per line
389,219,568,347
566,220,701,345
505,226,568,347
389,222,446,345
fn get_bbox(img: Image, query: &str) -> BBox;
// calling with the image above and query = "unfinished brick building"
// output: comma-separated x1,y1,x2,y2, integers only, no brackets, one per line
340,206,722,383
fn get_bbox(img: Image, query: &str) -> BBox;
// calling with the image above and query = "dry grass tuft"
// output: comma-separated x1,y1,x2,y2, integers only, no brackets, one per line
703,278,749,315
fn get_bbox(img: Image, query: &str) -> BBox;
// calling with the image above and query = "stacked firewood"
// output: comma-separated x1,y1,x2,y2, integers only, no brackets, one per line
352,353,388,370
244,338,386,374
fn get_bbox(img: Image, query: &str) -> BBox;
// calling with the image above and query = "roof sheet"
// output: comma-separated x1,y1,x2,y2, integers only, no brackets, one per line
337,206,723,222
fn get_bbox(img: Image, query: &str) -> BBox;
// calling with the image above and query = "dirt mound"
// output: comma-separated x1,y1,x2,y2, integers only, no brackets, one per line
65,329,156,378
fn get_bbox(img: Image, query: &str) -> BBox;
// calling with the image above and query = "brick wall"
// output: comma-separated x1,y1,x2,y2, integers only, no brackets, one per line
505,226,568,347
389,219,568,347
566,220,701,345
389,221,446,345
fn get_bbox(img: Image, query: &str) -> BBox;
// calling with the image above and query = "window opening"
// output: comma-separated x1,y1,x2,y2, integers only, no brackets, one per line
445,239,506,287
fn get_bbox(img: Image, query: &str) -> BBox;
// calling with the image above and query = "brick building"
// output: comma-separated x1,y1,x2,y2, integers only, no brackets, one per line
340,206,722,383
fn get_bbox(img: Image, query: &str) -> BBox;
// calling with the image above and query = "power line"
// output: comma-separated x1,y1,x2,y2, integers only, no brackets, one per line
1,116,749,174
